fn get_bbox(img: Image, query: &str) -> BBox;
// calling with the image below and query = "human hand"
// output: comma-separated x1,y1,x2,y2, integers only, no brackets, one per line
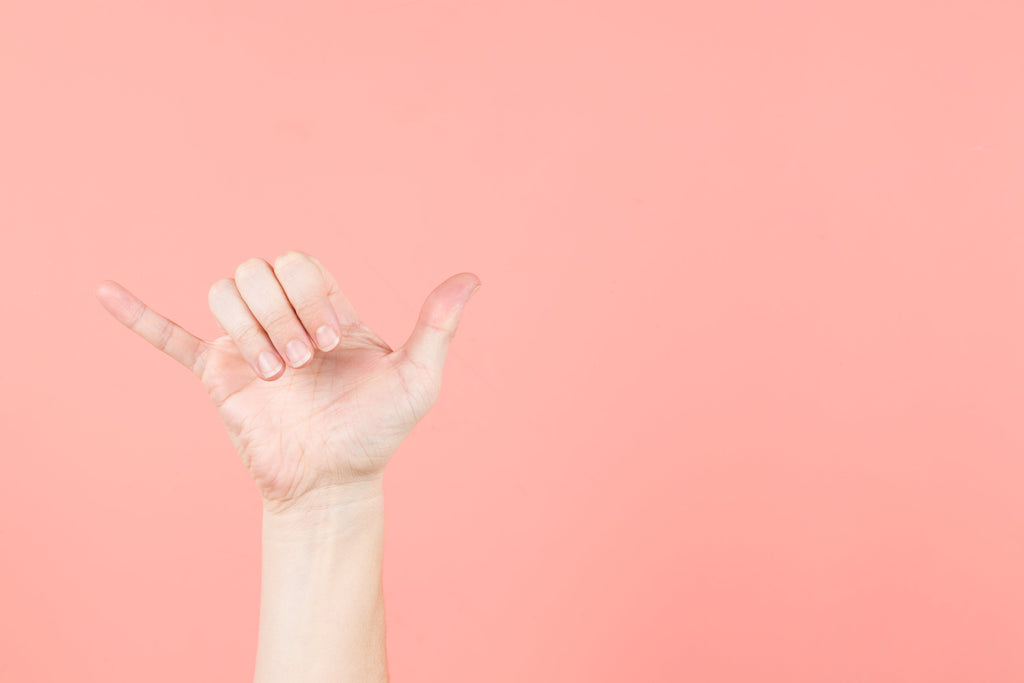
96,251,480,514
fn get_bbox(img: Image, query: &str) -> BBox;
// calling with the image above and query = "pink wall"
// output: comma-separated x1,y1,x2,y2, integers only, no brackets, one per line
3,1,1024,680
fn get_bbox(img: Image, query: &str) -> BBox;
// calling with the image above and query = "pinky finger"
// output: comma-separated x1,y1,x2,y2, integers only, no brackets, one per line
95,280,207,377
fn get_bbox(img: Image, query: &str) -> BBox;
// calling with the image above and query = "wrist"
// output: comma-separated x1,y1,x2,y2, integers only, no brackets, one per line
262,477,385,538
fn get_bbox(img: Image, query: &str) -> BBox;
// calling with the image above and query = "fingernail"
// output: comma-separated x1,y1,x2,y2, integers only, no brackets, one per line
257,351,282,378
468,283,481,300
316,325,339,351
285,339,312,366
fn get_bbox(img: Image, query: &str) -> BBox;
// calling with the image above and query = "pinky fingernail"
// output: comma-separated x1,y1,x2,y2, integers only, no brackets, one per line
257,351,282,377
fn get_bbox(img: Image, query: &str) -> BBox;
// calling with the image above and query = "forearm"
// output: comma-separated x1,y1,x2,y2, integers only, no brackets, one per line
254,480,388,682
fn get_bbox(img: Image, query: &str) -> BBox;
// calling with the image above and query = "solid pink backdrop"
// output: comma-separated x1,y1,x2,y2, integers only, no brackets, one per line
2,1,1024,680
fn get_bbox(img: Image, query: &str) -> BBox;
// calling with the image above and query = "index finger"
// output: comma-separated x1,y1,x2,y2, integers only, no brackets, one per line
95,280,207,377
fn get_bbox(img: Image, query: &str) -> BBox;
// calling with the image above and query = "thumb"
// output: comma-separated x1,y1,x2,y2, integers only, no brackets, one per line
401,272,481,375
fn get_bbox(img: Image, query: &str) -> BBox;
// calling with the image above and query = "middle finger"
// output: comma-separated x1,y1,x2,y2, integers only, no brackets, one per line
234,258,314,368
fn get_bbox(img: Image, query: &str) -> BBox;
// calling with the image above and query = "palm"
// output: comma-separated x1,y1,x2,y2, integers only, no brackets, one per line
202,328,426,506
96,253,479,512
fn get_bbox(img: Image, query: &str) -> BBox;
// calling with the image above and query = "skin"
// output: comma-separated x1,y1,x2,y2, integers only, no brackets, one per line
95,250,480,681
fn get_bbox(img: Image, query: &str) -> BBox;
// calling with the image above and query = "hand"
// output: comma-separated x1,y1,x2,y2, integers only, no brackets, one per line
96,251,481,514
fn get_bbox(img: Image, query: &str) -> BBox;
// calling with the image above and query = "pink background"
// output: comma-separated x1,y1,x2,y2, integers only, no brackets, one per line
2,1,1024,680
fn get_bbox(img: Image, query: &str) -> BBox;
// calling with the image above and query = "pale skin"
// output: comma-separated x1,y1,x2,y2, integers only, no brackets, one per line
95,250,481,681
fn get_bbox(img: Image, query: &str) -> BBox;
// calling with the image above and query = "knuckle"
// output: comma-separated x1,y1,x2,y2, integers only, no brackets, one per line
235,257,269,281
207,278,234,304
153,319,175,352
274,250,309,274
235,324,265,347
291,297,322,319
425,319,455,341
261,309,300,333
